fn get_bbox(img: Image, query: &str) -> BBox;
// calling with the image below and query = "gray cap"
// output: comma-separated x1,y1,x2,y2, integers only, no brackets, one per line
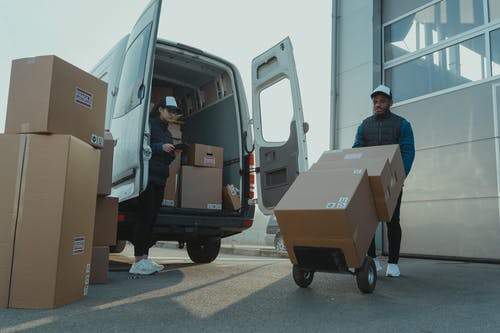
371,84,392,99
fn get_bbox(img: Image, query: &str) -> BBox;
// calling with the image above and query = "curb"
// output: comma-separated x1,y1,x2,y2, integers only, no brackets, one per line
155,241,289,259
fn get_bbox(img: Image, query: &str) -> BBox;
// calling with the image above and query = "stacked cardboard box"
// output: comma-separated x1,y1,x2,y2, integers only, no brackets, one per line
274,145,405,269
90,131,117,285
162,123,182,207
180,143,224,210
0,55,107,309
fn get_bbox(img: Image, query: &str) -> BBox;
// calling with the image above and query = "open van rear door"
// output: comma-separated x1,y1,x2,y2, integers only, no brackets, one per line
252,37,309,215
110,0,162,201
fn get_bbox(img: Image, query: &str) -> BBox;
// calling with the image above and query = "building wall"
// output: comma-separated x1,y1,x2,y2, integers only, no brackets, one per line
334,0,500,260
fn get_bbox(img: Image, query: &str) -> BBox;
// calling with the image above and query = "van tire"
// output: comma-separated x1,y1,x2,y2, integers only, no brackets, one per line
110,240,127,254
186,238,221,263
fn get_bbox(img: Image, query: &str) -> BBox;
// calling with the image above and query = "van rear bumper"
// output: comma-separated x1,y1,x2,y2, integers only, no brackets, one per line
117,204,255,242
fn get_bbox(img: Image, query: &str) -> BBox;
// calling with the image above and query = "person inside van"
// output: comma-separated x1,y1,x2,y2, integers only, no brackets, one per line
129,96,183,275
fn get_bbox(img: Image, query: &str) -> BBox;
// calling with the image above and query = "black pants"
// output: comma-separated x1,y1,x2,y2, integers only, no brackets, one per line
368,191,403,264
133,183,165,257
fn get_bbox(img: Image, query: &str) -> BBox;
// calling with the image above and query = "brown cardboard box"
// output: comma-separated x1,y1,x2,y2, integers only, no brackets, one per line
163,153,181,207
97,131,114,195
162,123,182,207
274,169,378,268
314,145,405,221
90,246,109,285
223,184,241,211
150,86,174,104
186,143,224,168
180,166,222,210
93,196,118,246
0,135,26,308
1,134,100,309
5,55,107,148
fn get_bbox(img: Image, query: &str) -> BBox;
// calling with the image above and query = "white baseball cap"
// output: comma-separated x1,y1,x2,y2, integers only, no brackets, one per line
370,85,392,99
164,96,182,114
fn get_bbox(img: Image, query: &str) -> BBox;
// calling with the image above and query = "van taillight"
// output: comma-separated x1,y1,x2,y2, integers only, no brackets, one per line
243,220,253,228
249,153,255,199
118,214,126,222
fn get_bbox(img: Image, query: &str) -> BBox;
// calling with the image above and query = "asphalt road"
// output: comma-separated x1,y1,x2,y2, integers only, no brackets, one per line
1,245,500,332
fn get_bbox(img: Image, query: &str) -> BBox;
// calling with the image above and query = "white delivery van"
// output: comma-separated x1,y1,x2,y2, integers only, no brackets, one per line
91,0,308,263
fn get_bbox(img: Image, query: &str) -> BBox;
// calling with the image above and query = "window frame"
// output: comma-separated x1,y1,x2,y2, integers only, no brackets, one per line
382,0,500,105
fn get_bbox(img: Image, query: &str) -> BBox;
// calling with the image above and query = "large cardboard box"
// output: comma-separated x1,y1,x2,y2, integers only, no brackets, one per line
93,196,118,246
162,123,182,207
90,246,110,285
5,55,107,148
186,143,224,168
163,154,181,207
97,131,114,195
0,135,25,308
274,169,378,268
314,145,405,221
0,134,100,309
180,166,222,210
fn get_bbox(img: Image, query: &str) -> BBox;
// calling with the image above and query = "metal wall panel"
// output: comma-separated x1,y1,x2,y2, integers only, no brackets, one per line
401,197,500,259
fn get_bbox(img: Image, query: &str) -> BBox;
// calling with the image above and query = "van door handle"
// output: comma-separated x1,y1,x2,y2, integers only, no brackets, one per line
137,84,145,99
111,86,119,97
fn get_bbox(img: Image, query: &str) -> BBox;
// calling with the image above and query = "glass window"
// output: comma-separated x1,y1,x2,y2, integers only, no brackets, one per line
384,0,484,61
386,35,486,101
113,24,152,119
490,0,500,22
492,29,500,76
259,78,294,143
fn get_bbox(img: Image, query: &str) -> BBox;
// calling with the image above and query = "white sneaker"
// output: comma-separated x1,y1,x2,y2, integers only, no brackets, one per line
129,259,158,275
145,258,164,272
373,257,383,272
386,263,401,277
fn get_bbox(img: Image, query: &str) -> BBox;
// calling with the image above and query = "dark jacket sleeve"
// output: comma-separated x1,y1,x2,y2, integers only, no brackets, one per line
400,119,415,176
352,124,364,148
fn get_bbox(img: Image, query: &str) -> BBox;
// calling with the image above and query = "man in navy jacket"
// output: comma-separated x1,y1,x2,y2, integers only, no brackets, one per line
353,84,415,277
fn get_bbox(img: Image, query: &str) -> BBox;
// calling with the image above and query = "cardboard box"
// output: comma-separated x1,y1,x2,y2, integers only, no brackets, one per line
0,134,100,309
5,55,107,148
186,143,224,168
180,166,222,210
97,131,114,195
314,145,405,221
93,196,118,246
150,86,174,105
162,123,182,207
274,169,378,268
223,184,241,211
90,246,109,285
0,135,25,308
162,153,181,207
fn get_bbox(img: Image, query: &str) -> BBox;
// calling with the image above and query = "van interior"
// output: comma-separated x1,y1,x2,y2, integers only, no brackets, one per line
150,41,246,212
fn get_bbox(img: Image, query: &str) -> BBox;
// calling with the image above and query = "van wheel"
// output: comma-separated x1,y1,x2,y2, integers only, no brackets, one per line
110,240,127,254
186,238,221,263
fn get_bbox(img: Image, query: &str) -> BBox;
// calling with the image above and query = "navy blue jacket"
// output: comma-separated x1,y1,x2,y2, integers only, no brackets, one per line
148,116,175,186
353,111,415,176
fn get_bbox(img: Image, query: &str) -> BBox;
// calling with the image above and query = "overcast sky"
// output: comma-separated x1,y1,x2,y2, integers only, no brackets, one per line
0,0,332,163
